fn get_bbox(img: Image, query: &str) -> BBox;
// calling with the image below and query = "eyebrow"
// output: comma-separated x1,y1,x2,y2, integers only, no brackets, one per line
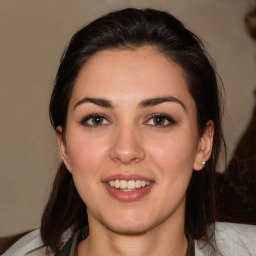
139,96,186,110
74,97,113,109
74,96,186,111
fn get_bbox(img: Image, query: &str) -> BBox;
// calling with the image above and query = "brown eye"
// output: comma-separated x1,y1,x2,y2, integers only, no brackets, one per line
81,114,110,126
91,116,104,125
153,116,166,125
146,114,176,127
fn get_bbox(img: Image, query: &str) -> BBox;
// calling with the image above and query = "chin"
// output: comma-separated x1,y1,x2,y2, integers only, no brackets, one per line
108,222,152,235
102,211,158,235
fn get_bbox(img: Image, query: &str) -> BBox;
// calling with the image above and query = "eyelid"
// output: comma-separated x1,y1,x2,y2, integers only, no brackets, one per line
144,113,176,126
80,113,111,126
80,113,176,127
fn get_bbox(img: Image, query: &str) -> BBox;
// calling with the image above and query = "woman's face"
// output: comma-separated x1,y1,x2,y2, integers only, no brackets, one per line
57,47,213,234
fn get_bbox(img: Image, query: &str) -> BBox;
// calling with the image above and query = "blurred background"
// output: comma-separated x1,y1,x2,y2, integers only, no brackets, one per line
0,0,255,236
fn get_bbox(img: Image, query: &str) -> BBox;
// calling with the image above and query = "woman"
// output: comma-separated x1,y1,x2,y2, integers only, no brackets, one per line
3,8,256,256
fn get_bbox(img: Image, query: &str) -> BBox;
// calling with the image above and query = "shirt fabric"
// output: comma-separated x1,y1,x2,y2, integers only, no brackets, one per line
2,222,256,256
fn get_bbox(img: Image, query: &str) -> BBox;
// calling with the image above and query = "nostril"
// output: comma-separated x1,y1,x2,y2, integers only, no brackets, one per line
110,143,145,164
112,154,142,165
109,128,146,164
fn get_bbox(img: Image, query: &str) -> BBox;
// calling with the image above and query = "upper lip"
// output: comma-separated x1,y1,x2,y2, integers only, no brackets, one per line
102,174,153,183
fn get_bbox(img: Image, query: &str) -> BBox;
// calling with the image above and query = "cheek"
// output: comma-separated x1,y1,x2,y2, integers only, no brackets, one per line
67,136,109,204
66,133,109,180
148,133,198,171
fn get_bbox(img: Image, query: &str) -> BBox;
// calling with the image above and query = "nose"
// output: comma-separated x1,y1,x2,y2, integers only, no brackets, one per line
109,125,145,165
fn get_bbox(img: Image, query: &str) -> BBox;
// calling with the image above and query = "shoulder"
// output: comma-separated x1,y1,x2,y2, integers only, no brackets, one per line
2,229,52,256
195,222,256,256
215,222,256,254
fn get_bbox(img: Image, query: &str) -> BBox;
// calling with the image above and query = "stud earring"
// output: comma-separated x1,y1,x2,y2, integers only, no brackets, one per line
202,161,206,165
67,164,72,172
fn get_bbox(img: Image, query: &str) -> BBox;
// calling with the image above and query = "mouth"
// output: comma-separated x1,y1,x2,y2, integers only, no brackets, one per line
108,179,152,191
103,175,154,202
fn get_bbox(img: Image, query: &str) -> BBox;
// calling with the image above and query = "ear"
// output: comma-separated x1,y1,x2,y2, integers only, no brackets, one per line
56,126,72,172
193,120,214,171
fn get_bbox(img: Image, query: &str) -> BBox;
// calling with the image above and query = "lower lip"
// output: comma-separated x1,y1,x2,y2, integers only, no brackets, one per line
103,183,153,202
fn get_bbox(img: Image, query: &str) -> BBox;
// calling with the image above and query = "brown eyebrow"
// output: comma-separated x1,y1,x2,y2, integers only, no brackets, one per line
139,96,186,110
74,96,186,111
74,97,113,109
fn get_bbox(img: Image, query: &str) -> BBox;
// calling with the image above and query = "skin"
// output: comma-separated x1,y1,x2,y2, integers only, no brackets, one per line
56,47,213,256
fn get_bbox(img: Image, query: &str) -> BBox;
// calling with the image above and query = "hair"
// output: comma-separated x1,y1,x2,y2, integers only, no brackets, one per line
41,8,225,253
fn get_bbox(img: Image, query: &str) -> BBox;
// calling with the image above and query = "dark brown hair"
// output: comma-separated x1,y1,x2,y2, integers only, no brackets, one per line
41,8,225,253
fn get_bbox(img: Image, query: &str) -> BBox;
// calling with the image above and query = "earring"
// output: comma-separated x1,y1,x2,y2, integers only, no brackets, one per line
67,163,72,173
202,161,206,165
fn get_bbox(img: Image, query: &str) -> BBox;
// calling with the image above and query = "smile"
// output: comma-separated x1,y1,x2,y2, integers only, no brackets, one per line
103,175,154,202
108,180,152,191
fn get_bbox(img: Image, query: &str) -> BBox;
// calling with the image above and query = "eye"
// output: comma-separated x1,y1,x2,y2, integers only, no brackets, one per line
81,114,110,126
146,114,176,127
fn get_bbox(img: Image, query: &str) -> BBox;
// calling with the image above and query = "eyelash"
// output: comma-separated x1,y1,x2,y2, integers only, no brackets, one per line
80,114,110,126
80,113,176,127
145,114,176,127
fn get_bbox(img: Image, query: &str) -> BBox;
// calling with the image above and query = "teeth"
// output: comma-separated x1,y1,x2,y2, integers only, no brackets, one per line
135,180,141,188
120,180,127,189
108,179,151,190
115,180,120,188
109,180,115,187
128,180,135,190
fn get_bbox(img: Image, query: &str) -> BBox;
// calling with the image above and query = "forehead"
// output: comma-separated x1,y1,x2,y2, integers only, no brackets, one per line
70,47,193,107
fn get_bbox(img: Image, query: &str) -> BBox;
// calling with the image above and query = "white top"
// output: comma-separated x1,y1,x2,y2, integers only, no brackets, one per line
2,222,256,256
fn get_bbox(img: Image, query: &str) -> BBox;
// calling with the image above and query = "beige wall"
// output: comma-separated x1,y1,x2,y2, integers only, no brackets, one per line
0,0,255,236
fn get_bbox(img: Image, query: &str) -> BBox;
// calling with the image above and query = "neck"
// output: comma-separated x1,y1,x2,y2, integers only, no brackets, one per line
78,212,188,256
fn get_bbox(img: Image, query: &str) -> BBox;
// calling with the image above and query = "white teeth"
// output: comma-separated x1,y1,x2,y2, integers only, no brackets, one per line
109,180,115,187
115,180,120,188
108,179,151,190
120,180,127,189
135,180,141,188
128,180,135,190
